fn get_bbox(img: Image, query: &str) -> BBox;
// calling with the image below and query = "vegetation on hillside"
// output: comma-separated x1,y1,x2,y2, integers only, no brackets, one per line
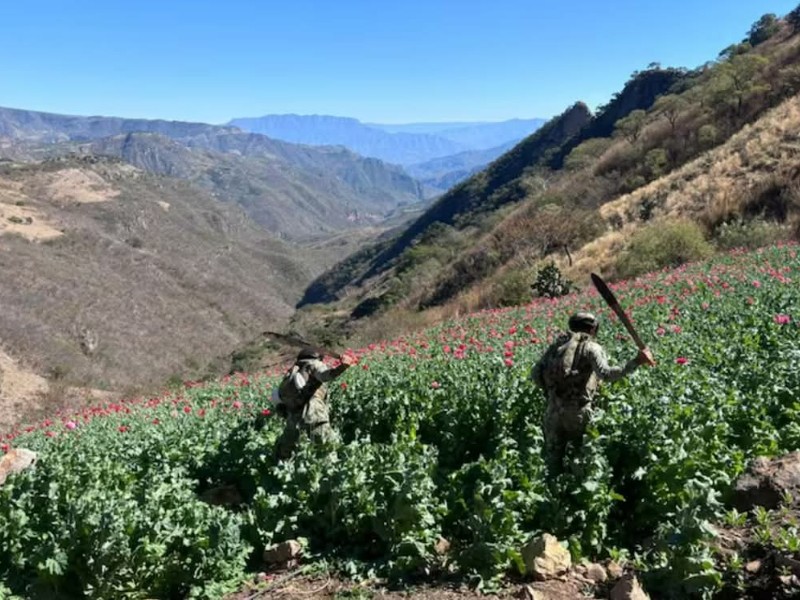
1,244,798,599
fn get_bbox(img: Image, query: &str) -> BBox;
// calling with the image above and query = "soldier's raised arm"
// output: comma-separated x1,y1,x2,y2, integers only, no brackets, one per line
309,354,356,383
585,341,641,382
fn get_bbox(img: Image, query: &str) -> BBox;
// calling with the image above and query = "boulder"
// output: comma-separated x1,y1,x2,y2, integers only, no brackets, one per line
263,539,303,565
610,575,650,600
434,535,450,556
516,585,546,600
522,533,571,581
0,448,37,487
585,562,608,583
607,560,624,579
733,453,800,511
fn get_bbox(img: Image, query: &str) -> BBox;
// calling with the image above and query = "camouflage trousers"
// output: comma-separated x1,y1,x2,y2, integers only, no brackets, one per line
543,398,592,475
274,411,337,461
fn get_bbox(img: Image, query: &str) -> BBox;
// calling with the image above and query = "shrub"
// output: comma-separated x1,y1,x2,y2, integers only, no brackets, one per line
531,262,574,299
714,218,786,250
616,220,713,279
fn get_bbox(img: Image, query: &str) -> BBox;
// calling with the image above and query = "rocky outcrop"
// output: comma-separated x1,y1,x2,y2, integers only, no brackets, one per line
733,453,800,511
0,448,37,486
522,533,572,581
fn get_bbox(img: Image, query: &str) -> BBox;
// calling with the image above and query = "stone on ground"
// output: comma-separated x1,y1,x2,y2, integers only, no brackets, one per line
522,533,572,581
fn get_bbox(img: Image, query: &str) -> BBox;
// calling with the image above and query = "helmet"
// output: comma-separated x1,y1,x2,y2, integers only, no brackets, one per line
568,312,598,333
297,346,321,360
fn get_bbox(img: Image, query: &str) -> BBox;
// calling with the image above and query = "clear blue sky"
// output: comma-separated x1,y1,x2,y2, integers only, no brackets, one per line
0,1,795,124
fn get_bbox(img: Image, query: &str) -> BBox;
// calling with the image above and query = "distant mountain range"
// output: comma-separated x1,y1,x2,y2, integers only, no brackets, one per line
227,114,545,193
0,106,425,240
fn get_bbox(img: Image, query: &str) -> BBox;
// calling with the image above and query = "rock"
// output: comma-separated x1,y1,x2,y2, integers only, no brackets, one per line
516,585,545,600
522,533,571,581
744,559,762,574
610,575,650,600
586,562,608,583
607,560,624,579
733,452,800,511
0,448,37,487
199,485,242,506
263,540,303,565
775,553,800,577
255,572,269,582
434,535,450,556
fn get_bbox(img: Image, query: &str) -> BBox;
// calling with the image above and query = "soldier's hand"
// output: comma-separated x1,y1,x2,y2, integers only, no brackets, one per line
340,352,358,367
637,348,656,367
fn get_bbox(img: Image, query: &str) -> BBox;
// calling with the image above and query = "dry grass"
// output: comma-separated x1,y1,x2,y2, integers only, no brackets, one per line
0,157,325,399
600,94,800,229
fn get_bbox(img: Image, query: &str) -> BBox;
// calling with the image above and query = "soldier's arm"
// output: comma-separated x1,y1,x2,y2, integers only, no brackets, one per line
309,358,350,383
586,342,639,382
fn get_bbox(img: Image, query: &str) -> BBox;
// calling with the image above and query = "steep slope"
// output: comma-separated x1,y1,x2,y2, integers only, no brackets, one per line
227,114,468,165
0,155,329,392
0,107,426,240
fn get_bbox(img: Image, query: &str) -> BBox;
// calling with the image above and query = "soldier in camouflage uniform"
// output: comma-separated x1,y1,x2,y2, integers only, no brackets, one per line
531,312,654,474
274,347,356,460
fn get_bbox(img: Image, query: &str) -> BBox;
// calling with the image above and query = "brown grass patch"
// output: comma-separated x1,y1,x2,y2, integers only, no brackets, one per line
36,167,124,205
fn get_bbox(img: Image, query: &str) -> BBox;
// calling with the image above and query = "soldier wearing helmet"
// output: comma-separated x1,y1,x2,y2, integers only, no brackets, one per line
273,346,357,460
531,312,654,474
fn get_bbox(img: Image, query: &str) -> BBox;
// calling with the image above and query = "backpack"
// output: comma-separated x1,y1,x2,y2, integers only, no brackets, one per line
542,332,590,390
275,360,320,411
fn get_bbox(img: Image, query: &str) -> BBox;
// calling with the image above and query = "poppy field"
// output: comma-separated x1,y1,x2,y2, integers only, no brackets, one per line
1,243,799,599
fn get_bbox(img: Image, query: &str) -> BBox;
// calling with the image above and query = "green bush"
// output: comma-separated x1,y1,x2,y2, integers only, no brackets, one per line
714,218,786,250
616,220,713,279
531,262,574,299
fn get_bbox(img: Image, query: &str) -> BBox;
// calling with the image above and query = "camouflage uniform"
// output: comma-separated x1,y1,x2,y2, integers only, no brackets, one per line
531,329,640,473
274,358,346,460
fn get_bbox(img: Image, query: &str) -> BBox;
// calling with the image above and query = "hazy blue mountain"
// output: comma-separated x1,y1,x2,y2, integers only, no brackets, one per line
369,118,546,149
405,140,518,193
227,114,469,165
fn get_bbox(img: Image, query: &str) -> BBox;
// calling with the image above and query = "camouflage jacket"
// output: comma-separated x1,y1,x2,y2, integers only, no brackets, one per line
292,358,348,426
530,332,639,409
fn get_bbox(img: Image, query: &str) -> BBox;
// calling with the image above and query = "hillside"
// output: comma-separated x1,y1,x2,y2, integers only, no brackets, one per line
2,243,799,599
291,14,800,346
0,155,337,400
0,107,425,240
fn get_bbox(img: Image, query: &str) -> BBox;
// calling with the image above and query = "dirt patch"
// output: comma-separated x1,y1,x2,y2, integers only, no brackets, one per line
0,179,62,241
37,167,122,205
0,346,117,434
228,574,581,600
0,346,48,432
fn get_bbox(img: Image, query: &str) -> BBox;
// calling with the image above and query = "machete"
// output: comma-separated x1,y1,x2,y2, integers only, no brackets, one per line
590,273,648,352
262,330,342,360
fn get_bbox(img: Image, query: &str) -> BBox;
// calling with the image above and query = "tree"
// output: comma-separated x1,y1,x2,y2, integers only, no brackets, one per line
615,109,647,143
748,13,780,46
711,54,771,118
788,4,800,32
653,94,688,132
